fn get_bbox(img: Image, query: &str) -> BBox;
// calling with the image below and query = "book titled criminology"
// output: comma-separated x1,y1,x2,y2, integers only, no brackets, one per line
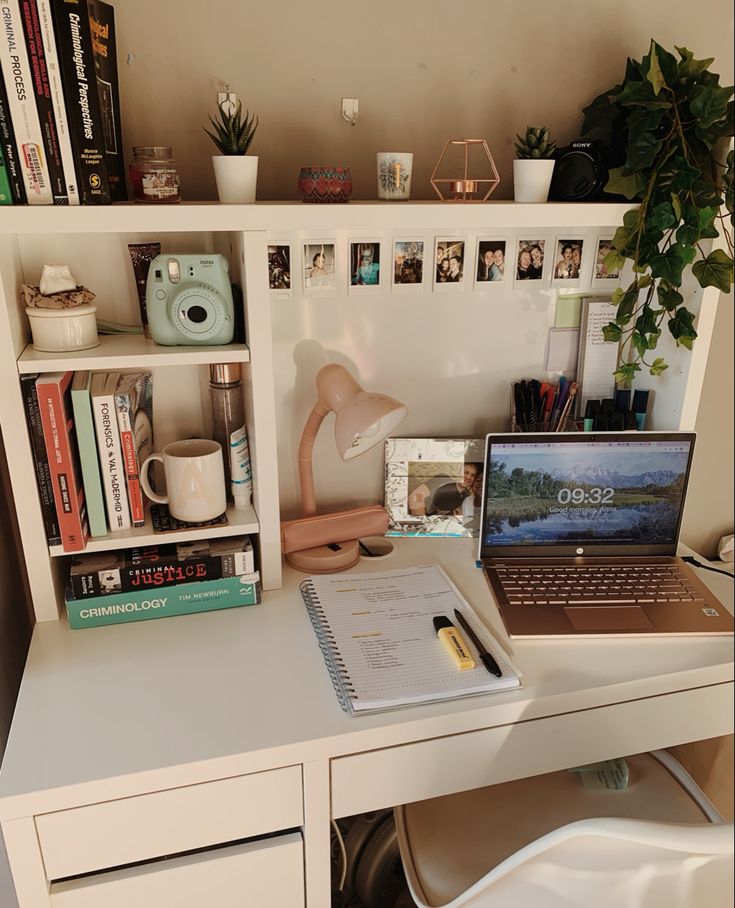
65,571,261,629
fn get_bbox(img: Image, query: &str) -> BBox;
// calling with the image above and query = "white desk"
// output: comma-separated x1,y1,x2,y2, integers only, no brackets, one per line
1,538,732,907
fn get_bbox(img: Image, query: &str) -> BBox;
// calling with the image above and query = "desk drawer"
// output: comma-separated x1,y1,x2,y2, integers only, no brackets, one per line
331,684,734,817
49,832,304,908
37,765,303,881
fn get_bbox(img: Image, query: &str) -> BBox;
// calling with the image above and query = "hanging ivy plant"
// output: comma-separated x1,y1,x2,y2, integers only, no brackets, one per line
582,40,734,385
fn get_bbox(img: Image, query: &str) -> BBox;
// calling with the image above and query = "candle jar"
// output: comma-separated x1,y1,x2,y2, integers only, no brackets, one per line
129,146,181,203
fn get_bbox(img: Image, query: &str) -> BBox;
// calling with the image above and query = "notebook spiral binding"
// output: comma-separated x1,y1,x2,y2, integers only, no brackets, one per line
300,579,356,712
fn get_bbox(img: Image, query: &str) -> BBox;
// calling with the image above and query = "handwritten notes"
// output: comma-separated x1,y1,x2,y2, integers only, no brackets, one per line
577,298,619,413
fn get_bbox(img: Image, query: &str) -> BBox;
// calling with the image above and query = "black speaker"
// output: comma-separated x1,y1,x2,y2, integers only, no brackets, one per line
549,140,611,201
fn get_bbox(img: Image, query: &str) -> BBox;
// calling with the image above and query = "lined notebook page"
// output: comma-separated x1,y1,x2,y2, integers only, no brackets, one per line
577,297,618,413
301,563,520,714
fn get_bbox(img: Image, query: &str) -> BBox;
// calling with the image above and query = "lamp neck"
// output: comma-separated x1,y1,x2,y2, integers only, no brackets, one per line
298,399,330,516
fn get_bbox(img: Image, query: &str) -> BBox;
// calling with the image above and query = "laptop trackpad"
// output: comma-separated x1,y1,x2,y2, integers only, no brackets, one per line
564,606,654,632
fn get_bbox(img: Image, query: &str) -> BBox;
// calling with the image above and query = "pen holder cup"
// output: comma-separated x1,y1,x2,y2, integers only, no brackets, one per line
509,383,580,433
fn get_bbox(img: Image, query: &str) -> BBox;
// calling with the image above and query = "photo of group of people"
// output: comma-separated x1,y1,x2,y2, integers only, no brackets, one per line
268,234,624,297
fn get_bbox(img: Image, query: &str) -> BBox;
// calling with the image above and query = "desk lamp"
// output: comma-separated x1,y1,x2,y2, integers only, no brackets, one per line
284,364,407,573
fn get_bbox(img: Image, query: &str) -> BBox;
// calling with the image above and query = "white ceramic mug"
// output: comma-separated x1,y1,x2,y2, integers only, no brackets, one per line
376,152,413,200
141,439,226,522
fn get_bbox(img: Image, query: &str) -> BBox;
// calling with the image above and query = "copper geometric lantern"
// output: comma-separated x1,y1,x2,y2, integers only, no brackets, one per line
430,138,500,202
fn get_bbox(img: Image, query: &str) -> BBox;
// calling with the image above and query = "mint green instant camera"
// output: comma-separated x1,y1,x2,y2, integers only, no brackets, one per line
146,254,235,346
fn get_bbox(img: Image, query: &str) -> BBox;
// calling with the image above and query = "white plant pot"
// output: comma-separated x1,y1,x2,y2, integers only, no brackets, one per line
212,155,258,203
513,159,556,203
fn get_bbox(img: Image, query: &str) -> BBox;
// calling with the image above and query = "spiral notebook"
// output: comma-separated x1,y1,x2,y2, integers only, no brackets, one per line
300,563,521,715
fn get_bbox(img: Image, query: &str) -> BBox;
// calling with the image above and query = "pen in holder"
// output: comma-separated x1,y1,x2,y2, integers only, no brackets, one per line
510,380,580,432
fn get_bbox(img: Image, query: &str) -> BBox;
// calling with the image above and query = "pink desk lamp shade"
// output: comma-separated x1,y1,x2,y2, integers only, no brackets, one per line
287,364,407,573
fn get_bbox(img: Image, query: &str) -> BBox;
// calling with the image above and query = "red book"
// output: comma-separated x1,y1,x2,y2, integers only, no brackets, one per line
36,372,89,552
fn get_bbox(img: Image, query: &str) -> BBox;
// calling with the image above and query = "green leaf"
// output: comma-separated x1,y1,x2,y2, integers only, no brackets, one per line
643,40,666,95
615,288,639,325
649,245,687,285
615,363,641,385
631,331,650,356
646,201,676,232
690,85,732,127
657,284,683,311
602,323,622,343
625,131,663,170
581,93,620,136
604,249,626,273
692,249,734,292
670,195,681,220
668,307,698,348
676,46,715,79
649,357,669,376
606,167,647,199
671,159,700,192
635,306,660,337
636,273,652,289
617,79,671,108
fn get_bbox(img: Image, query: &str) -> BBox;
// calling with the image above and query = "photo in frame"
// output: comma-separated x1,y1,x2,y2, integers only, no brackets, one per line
434,238,467,290
268,243,292,298
591,235,623,289
551,236,585,288
475,239,508,288
392,239,425,292
349,240,382,293
303,241,337,296
514,238,546,286
384,437,485,537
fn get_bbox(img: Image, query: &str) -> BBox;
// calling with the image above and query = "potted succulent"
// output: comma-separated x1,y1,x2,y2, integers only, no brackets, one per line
513,126,557,202
581,40,734,384
205,94,259,203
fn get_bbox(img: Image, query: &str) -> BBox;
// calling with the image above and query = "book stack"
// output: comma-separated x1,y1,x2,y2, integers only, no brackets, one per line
65,536,260,628
21,369,153,550
0,0,125,206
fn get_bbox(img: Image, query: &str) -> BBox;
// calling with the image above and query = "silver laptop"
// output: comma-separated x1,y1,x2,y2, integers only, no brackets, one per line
477,432,733,637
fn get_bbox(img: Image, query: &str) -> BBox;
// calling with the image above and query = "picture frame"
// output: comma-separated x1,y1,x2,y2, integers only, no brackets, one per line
433,238,467,291
551,235,585,289
384,437,486,537
392,238,426,292
591,234,623,289
268,243,292,298
474,238,508,289
349,240,382,294
514,237,548,287
303,241,337,297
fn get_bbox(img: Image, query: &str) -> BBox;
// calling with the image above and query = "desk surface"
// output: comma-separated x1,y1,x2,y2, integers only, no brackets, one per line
0,538,732,819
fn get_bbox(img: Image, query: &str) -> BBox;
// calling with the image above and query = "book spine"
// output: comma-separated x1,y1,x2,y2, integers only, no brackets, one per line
66,574,262,629
91,384,130,530
36,0,79,204
36,372,89,552
0,137,12,201
51,0,110,204
0,66,27,201
20,373,61,545
70,547,256,599
87,0,123,200
19,0,67,203
114,390,144,527
0,0,53,202
70,384,107,537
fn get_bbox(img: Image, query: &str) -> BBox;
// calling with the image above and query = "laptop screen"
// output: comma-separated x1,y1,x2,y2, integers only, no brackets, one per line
479,432,696,558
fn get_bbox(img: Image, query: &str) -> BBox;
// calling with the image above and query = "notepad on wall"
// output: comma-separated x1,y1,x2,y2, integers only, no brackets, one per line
300,563,521,716
577,296,619,413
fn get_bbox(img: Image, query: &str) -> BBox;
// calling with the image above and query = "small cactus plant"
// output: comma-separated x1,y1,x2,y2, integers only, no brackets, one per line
204,98,258,155
514,126,556,160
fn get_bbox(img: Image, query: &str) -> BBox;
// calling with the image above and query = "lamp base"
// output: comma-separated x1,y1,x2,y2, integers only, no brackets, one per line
285,539,360,573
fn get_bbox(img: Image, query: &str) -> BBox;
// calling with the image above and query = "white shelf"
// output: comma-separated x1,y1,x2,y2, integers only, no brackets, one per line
17,336,250,373
0,200,637,234
49,503,260,557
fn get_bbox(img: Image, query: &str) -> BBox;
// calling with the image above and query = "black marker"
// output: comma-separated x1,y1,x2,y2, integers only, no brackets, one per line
453,609,502,677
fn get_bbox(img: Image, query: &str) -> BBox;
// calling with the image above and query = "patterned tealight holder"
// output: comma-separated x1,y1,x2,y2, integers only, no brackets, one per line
297,166,352,203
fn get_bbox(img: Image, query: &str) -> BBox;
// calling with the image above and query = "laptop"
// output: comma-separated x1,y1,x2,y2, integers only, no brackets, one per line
477,431,733,637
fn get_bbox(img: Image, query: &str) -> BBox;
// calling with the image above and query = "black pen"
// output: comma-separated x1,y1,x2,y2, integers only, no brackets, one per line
453,609,502,677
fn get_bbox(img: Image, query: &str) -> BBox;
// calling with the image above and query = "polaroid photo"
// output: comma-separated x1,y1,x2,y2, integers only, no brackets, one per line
514,237,548,287
591,235,624,289
551,236,585,288
434,238,467,291
475,238,508,289
303,241,337,297
392,239,426,292
348,240,382,294
268,243,292,298
384,437,485,538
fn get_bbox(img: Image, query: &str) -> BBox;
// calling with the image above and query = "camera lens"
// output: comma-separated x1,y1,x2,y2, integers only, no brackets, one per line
186,305,208,324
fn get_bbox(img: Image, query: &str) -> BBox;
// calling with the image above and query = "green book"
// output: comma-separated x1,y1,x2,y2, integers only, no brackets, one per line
65,573,262,629
71,371,108,538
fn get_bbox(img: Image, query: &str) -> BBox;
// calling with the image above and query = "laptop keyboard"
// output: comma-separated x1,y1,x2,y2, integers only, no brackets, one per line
492,563,705,606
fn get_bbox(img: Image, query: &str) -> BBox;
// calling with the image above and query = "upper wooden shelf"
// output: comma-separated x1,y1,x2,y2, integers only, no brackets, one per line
0,200,637,235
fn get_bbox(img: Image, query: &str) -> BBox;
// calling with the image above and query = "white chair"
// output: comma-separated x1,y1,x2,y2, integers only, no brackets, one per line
395,751,734,908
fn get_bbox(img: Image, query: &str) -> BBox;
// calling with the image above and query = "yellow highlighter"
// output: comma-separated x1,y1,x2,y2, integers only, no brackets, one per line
433,615,476,670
